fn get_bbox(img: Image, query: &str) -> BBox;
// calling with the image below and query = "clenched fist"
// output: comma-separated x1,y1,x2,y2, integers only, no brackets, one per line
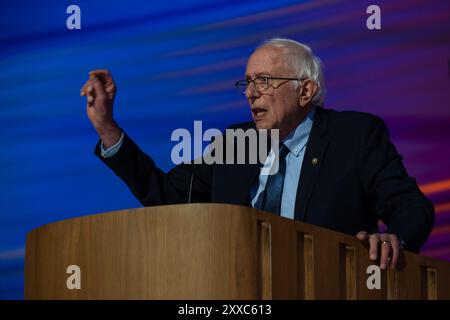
80,69,122,147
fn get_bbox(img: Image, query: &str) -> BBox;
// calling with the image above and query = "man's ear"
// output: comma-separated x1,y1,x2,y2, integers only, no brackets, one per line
298,79,318,107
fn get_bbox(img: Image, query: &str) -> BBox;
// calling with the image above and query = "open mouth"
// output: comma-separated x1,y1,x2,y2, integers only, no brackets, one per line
252,107,267,120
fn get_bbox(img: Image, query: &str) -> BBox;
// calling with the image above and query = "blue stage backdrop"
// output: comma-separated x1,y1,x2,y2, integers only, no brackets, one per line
1,0,449,299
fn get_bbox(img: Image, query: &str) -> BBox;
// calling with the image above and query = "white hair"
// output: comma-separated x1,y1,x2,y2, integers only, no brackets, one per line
257,38,326,107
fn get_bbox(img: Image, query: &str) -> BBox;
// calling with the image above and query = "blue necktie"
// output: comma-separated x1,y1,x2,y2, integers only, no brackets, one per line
254,143,290,215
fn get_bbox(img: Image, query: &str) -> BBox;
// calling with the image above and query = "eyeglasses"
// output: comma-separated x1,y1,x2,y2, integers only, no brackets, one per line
235,76,304,95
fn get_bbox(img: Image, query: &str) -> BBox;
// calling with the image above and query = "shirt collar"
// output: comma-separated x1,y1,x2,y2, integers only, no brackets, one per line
282,107,316,157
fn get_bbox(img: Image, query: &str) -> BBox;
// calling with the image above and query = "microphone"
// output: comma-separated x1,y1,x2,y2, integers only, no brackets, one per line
188,164,201,204
188,172,195,204
188,134,219,203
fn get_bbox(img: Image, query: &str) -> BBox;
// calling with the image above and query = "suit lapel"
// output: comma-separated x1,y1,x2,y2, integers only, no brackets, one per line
294,107,329,221
234,163,261,205
219,122,266,205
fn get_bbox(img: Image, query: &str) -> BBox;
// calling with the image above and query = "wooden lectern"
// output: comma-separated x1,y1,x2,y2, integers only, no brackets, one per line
25,204,450,299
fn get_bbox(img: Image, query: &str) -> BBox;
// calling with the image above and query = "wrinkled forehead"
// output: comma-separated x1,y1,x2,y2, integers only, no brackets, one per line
245,46,288,77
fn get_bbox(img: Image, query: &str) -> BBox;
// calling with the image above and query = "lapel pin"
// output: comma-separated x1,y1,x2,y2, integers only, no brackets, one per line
312,157,318,165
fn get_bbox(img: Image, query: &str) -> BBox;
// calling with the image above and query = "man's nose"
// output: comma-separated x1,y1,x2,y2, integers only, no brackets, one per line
245,82,260,99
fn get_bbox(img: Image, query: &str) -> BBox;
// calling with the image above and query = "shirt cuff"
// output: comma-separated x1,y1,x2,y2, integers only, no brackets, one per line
100,132,124,158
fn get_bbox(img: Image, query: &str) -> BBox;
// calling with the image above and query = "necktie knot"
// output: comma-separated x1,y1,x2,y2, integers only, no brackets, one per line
278,142,290,160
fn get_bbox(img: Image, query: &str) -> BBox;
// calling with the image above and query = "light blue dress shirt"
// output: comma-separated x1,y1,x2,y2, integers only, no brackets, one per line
250,107,315,219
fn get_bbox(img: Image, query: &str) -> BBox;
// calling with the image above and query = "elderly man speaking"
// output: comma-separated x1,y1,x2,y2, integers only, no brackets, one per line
81,38,434,271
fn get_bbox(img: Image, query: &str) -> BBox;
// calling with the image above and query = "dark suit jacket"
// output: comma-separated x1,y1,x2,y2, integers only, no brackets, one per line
95,107,434,252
